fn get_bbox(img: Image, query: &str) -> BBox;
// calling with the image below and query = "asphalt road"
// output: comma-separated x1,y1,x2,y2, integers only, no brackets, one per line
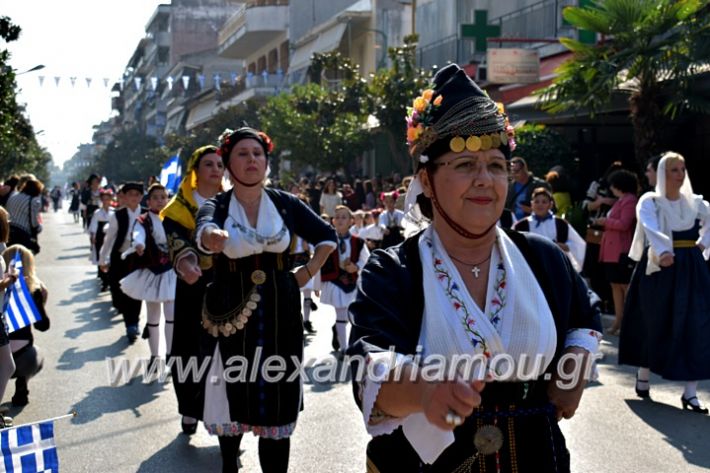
8,210,709,472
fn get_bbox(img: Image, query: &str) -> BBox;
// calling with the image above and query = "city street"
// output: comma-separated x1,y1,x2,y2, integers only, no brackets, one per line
8,210,710,472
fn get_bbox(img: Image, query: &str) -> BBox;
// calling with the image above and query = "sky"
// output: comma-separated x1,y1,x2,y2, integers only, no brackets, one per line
4,0,167,167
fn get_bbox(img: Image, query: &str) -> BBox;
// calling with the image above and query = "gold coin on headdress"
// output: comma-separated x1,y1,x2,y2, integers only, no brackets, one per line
449,136,466,153
500,132,508,146
251,270,267,285
473,425,504,455
480,134,492,151
230,325,237,334
466,135,482,152
490,133,501,148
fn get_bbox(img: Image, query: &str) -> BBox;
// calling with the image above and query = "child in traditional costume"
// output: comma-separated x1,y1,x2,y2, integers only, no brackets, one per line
320,205,369,356
88,189,114,291
120,184,176,363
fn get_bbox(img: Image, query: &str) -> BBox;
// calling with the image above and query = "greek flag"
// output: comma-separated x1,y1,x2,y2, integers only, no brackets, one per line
159,154,182,195
0,421,59,472
2,253,41,334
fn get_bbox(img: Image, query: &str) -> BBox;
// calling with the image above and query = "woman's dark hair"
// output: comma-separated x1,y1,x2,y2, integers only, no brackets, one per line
608,169,639,195
364,180,374,195
20,179,44,197
4,176,19,190
218,127,273,165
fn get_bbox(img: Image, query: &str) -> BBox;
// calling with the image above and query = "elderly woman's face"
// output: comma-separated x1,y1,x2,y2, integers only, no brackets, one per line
422,148,508,235
228,138,267,186
195,153,224,188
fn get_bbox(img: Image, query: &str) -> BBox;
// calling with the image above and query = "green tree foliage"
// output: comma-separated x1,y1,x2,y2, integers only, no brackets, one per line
0,16,51,181
369,35,431,174
538,0,710,167
259,52,371,174
94,128,163,183
513,124,575,177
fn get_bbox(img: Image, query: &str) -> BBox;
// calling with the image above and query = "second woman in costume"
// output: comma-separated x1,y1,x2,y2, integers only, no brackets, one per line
162,146,224,435
197,127,336,472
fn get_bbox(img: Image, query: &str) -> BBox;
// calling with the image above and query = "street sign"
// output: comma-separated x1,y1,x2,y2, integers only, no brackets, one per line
486,48,540,84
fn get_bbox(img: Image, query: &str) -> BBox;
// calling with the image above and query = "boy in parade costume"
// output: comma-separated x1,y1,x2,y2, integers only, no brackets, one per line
320,205,370,356
99,182,144,343
514,187,587,272
88,189,114,291
120,184,177,365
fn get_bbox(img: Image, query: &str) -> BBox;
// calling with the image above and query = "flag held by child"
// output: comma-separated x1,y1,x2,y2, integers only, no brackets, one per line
2,253,42,333
0,421,59,472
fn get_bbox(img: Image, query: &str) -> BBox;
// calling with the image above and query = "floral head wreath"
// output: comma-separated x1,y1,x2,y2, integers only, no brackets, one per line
405,88,443,163
217,127,274,157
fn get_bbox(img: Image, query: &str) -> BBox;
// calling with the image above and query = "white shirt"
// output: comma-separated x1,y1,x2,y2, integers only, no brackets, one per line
88,208,113,235
378,209,405,229
519,214,586,272
638,197,710,257
98,206,142,265
132,212,167,249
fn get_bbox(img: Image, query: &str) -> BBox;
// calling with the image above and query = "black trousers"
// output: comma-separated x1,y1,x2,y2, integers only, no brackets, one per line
108,251,142,326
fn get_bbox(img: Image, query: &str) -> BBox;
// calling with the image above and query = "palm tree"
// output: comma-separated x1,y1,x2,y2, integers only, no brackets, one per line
538,0,710,167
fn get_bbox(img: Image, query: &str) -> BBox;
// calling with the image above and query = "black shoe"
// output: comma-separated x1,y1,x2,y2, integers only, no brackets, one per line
11,392,28,407
181,417,198,435
681,395,709,414
635,374,650,399
310,300,318,311
303,320,316,334
142,324,150,339
126,325,139,344
331,325,340,351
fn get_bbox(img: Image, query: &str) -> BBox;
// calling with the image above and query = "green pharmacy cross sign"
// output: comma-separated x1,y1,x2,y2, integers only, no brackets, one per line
461,10,501,53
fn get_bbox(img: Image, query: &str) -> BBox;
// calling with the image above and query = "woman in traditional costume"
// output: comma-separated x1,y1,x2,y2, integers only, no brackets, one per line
161,146,224,435
620,152,710,413
348,64,602,472
196,127,336,472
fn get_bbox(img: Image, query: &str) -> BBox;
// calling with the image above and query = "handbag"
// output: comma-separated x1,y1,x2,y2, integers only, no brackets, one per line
585,225,604,245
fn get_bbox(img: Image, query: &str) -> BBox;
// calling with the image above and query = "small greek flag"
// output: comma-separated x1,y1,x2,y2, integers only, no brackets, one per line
2,253,41,334
159,154,182,195
0,421,59,472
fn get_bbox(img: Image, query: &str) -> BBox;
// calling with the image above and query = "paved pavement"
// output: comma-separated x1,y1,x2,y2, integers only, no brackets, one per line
7,210,710,472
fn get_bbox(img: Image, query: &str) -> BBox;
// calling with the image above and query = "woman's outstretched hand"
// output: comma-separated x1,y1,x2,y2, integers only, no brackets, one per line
202,228,229,253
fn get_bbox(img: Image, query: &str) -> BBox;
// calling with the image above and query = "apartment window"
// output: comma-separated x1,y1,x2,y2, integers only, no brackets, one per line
157,47,170,65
